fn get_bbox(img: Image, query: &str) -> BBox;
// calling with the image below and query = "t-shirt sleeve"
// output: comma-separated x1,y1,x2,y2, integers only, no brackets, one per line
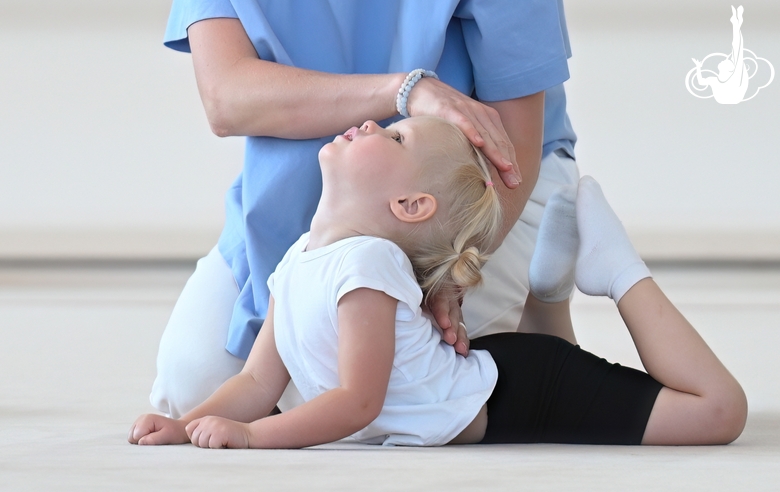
335,240,423,313
455,0,571,101
164,0,239,53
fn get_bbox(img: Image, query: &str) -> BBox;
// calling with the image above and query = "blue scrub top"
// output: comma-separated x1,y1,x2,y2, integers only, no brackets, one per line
165,0,577,359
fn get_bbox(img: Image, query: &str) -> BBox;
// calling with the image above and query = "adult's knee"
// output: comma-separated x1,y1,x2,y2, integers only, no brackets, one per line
150,347,245,418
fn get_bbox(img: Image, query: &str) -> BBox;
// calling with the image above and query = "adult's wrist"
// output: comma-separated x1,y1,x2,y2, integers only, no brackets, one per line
395,69,439,117
387,72,408,116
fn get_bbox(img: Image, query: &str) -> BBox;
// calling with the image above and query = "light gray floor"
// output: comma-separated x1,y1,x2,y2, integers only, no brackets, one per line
1,263,779,491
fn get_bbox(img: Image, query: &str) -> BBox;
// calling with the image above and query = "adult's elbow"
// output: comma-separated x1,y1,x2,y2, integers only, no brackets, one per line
209,119,233,138
201,86,239,137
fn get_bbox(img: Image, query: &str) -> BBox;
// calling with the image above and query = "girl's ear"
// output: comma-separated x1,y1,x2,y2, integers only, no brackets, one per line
390,192,437,223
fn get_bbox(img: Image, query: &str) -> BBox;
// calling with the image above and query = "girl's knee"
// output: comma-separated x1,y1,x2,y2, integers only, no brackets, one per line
643,381,747,445
709,383,748,444
691,381,748,445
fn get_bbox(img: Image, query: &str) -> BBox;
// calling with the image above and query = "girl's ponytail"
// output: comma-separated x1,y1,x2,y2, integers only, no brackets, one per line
450,246,486,289
406,130,503,302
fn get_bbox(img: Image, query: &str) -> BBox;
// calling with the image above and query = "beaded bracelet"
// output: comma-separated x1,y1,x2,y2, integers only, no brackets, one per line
396,68,439,118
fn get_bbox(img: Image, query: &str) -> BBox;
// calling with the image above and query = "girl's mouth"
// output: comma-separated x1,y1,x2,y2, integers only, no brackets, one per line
343,127,358,141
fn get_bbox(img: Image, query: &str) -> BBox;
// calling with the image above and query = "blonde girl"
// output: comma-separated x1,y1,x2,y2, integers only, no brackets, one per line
129,117,746,447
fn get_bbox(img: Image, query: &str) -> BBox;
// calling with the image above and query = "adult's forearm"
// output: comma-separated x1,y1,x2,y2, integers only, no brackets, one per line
188,18,405,139
204,61,404,138
484,94,544,250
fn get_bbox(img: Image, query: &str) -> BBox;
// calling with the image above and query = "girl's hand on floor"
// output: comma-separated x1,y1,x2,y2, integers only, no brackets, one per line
406,77,520,189
186,416,251,449
128,414,189,445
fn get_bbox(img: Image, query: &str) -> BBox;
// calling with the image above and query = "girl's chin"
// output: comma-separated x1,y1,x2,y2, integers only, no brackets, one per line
318,143,336,162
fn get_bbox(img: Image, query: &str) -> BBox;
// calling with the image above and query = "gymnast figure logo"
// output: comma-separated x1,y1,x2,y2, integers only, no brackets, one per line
685,5,774,104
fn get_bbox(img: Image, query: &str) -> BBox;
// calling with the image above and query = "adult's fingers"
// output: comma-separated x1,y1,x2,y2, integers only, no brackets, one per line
406,78,519,187
454,321,470,357
430,296,471,357
429,295,454,333
470,106,520,188
436,95,520,188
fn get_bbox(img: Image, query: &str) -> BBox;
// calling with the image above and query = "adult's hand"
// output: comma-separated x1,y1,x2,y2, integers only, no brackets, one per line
407,77,521,189
426,294,469,357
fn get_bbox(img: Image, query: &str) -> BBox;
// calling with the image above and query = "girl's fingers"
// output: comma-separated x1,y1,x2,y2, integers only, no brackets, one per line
129,415,160,444
210,435,226,449
191,427,205,447
186,419,201,444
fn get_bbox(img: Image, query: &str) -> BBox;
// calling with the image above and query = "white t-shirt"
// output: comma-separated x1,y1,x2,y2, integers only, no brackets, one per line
268,233,498,446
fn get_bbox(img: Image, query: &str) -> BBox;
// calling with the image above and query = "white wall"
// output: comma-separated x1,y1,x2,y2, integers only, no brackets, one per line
1,0,778,260
565,0,780,259
0,0,243,259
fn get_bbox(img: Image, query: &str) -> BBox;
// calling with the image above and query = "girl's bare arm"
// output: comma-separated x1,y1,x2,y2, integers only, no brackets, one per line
129,297,290,445
243,288,396,448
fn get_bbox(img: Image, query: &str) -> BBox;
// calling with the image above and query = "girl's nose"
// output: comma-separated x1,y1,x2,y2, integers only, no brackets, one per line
361,120,378,133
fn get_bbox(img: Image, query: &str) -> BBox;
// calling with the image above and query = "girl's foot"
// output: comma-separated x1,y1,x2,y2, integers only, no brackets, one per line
574,176,651,303
528,185,578,303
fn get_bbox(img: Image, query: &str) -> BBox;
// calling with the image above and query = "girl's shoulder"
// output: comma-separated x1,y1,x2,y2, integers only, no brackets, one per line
341,236,412,270
335,237,422,309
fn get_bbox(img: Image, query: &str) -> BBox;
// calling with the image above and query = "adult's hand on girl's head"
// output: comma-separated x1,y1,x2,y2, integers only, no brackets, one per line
406,77,520,189
128,414,189,445
427,294,470,357
186,416,251,449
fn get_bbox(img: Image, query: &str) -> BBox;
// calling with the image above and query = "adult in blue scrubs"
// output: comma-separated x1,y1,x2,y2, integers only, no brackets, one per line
151,0,580,418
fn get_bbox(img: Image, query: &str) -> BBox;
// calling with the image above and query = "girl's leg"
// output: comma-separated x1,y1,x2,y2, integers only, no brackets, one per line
520,183,579,344
619,280,747,445
516,295,575,344
150,246,245,418
575,177,747,445
462,150,579,340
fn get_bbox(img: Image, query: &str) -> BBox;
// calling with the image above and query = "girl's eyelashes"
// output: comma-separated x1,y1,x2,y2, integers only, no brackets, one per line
392,131,402,143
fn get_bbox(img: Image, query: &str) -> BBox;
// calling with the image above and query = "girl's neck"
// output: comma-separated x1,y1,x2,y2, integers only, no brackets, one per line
307,199,409,252
307,217,359,251
307,209,381,251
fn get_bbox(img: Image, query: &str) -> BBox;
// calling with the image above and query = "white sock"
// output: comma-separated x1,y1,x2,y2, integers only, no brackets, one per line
528,185,578,303
574,176,651,303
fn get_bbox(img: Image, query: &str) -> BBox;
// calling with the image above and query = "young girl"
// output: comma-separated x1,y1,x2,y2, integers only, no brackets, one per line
129,117,746,448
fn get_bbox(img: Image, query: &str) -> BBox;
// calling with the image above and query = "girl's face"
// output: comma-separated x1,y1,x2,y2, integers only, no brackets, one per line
319,118,436,198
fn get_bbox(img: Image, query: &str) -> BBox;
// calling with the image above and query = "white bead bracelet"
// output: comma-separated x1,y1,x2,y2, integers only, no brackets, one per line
396,68,439,118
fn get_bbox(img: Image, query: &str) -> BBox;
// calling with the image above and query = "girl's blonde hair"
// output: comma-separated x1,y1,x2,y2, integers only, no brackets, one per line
399,119,503,302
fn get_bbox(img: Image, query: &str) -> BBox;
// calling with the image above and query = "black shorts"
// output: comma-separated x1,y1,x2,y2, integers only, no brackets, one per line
470,332,663,445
